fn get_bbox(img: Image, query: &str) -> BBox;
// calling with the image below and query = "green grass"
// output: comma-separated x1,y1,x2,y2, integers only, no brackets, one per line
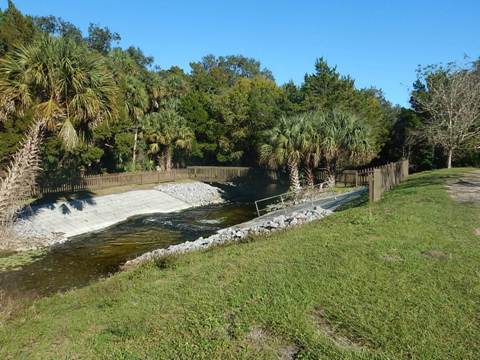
1,169,480,359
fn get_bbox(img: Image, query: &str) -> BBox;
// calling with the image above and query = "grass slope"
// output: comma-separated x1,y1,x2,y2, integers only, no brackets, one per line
1,169,479,359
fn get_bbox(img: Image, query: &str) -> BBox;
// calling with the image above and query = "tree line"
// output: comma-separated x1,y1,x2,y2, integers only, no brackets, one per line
1,0,479,199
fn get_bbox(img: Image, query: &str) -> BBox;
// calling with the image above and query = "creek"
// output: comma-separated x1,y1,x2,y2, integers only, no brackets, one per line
0,183,286,299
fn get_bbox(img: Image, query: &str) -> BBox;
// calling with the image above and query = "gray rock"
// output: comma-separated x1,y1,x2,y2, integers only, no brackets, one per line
123,192,357,269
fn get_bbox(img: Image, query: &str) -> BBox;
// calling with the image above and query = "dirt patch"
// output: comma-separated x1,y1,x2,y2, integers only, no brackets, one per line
446,171,480,204
312,308,366,352
381,254,403,262
422,250,449,260
475,228,480,236
246,326,299,359
278,344,299,360
246,327,270,349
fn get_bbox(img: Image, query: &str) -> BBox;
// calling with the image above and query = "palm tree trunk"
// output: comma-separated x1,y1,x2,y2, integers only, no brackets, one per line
132,127,138,170
304,166,315,187
326,159,336,187
165,146,173,171
0,120,43,231
326,174,336,188
159,151,166,171
287,160,301,192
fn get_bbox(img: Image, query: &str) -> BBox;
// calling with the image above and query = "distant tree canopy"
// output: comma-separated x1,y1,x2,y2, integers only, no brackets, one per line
0,0,36,56
300,58,397,152
378,60,480,171
2,0,477,189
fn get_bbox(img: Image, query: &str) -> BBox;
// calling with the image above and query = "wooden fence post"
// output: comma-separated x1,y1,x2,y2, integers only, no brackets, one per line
369,168,382,203
402,159,409,181
368,173,374,203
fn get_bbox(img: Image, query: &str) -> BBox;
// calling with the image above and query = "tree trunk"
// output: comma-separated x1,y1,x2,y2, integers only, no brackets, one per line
159,152,166,171
447,148,453,169
326,174,336,188
165,146,173,171
326,160,336,187
132,127,138,170
0,120,43,230
304,166,315,187
287,160,301,192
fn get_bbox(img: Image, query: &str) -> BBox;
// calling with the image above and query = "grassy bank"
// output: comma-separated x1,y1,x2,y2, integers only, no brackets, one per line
1,169,479,359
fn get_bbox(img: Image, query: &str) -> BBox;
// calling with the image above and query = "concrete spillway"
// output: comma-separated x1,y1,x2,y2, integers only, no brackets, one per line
15,189,192,239
13,181,229,246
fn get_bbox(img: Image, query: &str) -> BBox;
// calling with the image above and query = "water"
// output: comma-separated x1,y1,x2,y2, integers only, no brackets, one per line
0,182,287,299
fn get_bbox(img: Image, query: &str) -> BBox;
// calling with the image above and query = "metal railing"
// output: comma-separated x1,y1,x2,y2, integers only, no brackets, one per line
254,182,336,217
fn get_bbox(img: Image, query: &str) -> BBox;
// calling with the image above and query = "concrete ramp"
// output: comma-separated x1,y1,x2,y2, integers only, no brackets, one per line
15,190,191,239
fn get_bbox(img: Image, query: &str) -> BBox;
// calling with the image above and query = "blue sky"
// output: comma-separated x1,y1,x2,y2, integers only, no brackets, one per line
4,0,479,106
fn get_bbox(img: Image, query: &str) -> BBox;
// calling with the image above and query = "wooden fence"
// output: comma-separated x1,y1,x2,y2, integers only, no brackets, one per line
326,160,409,202
35,166,251,196
317,168,376,187
187,166,250,181
33,161,407,201
367,160,409,202
336,160,408,194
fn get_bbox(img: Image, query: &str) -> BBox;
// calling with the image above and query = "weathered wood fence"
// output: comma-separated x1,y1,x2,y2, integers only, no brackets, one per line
35,166,251,196
367,160,409,202
187,166,250,181
335,160,409,202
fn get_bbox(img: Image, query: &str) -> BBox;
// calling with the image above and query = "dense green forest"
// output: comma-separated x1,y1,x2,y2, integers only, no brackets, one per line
0,0,479,188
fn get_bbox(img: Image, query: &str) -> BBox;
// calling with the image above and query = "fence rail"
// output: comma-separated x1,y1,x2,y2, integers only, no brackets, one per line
33,160,408,202
317,168,376,187
35,166,251,196
368,160,409,202
322,160,408,198
253,159,409,216
187,166,250,181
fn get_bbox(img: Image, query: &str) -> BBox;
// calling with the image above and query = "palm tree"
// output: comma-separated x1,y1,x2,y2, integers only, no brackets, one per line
0,36,117,226
122,75,149,170
141,110,194,170
108,50,150,170
0,36,117,145
315,110,372,186
259,114,313,191
301,112,321,187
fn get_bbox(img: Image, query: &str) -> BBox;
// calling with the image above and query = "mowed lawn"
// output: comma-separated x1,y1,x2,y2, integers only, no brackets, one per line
1,169,479,359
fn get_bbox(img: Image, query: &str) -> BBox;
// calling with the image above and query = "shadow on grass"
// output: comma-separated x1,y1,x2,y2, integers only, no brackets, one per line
335,193,369,212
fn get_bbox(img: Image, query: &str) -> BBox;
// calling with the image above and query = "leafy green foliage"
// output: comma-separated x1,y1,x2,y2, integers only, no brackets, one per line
300,58,396,152
259,110,372,188
0,35,118,143
0,0,36,56
141,110,193,169
33,15,83,43
0,113,33,166
86,23,120,54
38,136,104,185
313,110,372,173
